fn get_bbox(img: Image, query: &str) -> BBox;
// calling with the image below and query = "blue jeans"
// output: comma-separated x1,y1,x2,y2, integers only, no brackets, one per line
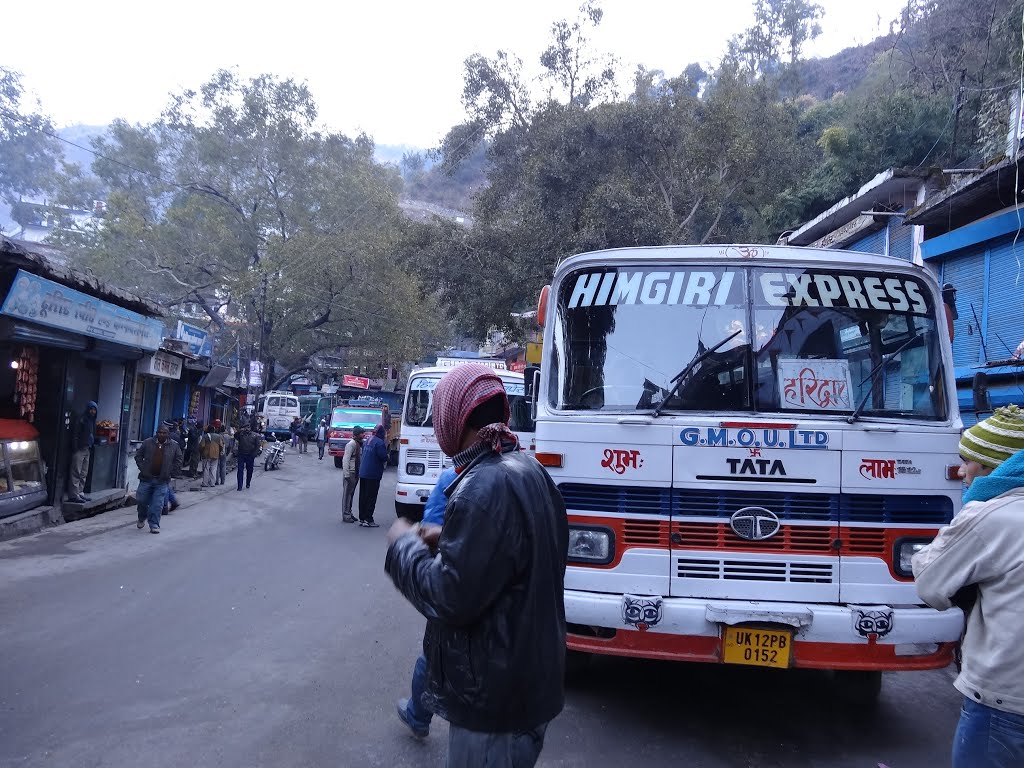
405,654,433,730
236,454,255,489
446,721,549,768
137,479,169,530
953,697,1024,767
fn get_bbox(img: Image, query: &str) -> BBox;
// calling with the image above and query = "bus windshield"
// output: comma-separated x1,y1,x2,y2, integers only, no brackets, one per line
404,376,535,432
549,265,949,421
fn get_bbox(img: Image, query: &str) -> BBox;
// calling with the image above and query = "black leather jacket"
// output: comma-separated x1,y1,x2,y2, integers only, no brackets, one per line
385,447,568,733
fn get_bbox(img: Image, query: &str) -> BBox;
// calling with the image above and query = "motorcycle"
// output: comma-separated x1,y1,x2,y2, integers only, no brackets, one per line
264,434,287,471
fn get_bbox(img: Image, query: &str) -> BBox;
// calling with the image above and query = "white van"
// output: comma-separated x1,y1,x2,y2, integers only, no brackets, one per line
255,390,301,439
395,365,535,520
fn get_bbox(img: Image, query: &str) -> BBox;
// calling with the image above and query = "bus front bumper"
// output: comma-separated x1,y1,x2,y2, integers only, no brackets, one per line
565,589,963,670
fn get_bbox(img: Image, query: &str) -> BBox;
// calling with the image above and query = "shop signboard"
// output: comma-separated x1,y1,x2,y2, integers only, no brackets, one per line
1,269,162,350
139,350,183,380
342,374,370,389
176,321,213,357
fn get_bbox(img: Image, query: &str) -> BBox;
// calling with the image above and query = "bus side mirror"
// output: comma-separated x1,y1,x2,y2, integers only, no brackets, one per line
524,365,540,402
973,372,991,414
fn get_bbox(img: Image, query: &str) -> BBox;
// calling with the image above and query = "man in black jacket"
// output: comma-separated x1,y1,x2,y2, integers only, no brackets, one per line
67,400,97,502
134,423,183,533
385,363,568,767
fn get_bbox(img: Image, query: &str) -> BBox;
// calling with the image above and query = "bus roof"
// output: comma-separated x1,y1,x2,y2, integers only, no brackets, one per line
408,366,523,381
552,244,934,278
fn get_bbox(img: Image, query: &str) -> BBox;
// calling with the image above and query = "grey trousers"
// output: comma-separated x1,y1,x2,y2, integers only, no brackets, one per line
68,447,90,497
446,721,549,768
342,473,358,517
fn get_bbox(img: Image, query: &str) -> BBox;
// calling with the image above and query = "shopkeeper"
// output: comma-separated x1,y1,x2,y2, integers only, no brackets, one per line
68,400,97,503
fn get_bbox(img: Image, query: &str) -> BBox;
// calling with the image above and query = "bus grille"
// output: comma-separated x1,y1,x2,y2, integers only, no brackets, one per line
405,448,448,470
558,484,953,525
676,557,835,583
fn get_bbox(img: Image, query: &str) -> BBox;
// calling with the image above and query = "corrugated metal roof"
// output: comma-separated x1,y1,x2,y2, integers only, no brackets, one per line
905,157,1024,230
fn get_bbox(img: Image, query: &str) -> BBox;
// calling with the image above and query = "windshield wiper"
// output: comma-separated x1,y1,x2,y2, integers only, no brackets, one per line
652,329,743,418
846,332,921,424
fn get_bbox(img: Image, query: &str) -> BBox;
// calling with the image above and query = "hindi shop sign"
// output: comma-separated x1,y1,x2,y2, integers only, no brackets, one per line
342,374,370,390
139,350,183,380
176,320,213,356
1,269,163,350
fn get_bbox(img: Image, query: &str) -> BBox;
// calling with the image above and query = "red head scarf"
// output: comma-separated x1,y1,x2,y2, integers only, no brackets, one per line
433,363,513,457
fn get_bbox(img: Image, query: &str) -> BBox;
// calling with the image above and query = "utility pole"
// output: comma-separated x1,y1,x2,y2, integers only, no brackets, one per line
256,271,268,397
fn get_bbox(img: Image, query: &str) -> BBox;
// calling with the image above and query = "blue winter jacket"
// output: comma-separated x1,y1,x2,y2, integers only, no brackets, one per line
358,427,389,481
423,468,458,526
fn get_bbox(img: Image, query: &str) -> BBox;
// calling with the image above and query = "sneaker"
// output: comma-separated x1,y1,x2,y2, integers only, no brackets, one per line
343,514,357,523
357,520,368,527
137,520,145,529
150,527,160,534
366,519,380,528
396,699,429,738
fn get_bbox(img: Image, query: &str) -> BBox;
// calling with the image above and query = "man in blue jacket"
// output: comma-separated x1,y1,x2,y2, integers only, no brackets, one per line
357,425,389,527
396,466,458,738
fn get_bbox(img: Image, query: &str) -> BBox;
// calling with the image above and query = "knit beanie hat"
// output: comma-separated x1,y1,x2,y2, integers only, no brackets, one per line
959,405,1024,468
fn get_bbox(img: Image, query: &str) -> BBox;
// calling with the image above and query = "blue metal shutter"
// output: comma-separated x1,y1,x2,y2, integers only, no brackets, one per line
888,219,914,261
847,227,887,255
942,248,986,366
985,236,1024,361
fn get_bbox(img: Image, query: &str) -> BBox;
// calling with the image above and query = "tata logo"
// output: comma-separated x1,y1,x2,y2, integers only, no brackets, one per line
729,507,781,541
601,448,644,475
727,457,786,477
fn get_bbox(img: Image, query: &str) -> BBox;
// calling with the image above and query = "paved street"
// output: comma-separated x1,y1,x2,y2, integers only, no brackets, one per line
0,452,962,768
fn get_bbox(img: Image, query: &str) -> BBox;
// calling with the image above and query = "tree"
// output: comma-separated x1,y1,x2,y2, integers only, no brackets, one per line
75,70,442,375
0,67,64,209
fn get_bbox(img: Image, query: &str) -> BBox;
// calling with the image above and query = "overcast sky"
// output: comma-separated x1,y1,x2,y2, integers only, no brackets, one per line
3,0,907,149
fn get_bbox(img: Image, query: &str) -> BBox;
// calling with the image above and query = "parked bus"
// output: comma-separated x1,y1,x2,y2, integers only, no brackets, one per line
254,390,300,440
525,244,964,701
395,364,535,521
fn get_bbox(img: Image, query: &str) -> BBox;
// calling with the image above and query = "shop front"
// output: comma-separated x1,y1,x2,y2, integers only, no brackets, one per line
0,239,163,520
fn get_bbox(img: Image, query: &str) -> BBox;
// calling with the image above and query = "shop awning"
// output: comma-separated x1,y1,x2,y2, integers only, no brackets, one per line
199,365,232,388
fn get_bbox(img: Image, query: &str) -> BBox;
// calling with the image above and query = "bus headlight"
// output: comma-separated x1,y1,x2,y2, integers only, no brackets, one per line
895,538,932,577
567,526,614,565
406,462,425,476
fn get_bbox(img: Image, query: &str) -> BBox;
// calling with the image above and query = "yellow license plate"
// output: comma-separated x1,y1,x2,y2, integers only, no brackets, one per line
722,626,792,668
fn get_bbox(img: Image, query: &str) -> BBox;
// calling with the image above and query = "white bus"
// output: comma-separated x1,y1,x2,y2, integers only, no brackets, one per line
395,364,535,520
526,244,965,701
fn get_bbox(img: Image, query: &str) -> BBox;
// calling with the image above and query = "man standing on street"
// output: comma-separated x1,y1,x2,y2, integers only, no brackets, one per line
135,423,183,534
385,363,568,766
315,418,328,460
67,400,97,503
235,423,261,491
395,466,457,739
358,425,388,528
341,426,364,523
215,420,229,485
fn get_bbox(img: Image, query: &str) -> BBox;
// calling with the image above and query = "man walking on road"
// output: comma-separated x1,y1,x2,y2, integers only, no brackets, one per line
67,400,97,502
341,426,364,523
235,424,261,491
199,424,222,488
385,363,568,767
215,420,229,485
315,418,328,460
135,423,183,533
